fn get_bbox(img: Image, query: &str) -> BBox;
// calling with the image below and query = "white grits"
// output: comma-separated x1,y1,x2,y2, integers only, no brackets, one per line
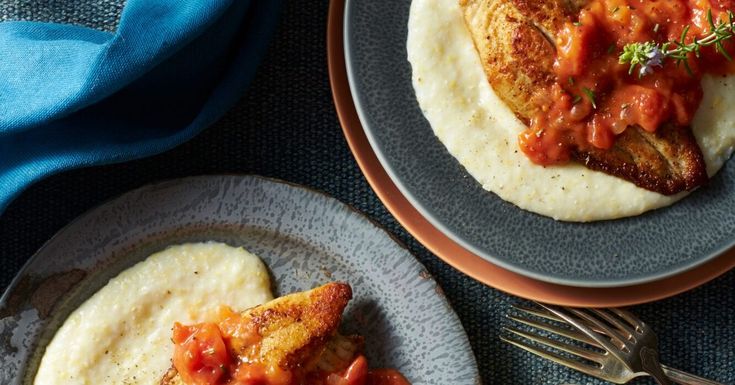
34,242,273,385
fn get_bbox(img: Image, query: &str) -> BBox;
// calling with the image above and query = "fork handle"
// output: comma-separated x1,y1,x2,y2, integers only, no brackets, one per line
662,365,726,385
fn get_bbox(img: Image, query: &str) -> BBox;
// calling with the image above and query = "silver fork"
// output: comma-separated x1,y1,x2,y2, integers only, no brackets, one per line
501,304,724,385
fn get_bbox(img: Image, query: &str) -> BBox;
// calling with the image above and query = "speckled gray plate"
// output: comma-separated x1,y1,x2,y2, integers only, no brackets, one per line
343,0,735,288
0,175,480,385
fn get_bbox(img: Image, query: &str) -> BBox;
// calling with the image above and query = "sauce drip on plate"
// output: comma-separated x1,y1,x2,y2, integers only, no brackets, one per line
520,0,735,165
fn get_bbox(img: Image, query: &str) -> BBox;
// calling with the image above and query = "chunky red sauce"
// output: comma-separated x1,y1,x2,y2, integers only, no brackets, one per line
365,369,411,385
520,0,735,165
171,307,410,385
172,307,286,385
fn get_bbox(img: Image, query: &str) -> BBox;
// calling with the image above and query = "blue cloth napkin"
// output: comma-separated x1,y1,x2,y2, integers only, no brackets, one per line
0,0,282,213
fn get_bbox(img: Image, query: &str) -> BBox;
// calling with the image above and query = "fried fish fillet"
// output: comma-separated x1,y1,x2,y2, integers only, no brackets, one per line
459,0,708,195
161,282,359,385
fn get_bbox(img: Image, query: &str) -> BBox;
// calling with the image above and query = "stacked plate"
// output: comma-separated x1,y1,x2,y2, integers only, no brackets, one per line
329,0,735,306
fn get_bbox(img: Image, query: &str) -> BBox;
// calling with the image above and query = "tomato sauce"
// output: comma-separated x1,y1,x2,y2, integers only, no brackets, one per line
366,369,411,385
171,307,411,385
520,0,735,165
173,322,232,385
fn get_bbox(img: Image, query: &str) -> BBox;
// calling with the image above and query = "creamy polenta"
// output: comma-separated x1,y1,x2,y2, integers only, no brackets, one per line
407,0,735,221
34,243,273,385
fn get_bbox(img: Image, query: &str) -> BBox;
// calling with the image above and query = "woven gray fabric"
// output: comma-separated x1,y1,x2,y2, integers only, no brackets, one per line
0,0,125,32
0,0,733,384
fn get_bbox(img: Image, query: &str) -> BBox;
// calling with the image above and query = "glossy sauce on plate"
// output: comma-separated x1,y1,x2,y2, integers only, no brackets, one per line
522,0,735,165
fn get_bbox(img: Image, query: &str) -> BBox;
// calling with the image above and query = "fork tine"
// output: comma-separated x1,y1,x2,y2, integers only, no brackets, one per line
531,302,624,338
610,308,645,330
500,334,603,378
589,308,636,339
567,308,630,349
512,304,564,323
539,304,622,354
503,326,605,363
507,313,601,348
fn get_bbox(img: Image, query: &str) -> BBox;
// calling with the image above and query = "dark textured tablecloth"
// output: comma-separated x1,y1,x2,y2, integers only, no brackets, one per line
0,1,733,384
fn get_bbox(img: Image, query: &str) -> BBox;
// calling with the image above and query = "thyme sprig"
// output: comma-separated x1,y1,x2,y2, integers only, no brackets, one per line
619,9,735,77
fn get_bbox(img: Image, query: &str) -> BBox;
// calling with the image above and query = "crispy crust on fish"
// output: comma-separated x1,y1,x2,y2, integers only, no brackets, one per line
460,0,708,195
576,124,708,194
459,0,562,120
161,282,353,385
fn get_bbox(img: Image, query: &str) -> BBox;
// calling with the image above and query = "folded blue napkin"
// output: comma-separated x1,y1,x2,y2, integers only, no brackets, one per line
0,0,282,213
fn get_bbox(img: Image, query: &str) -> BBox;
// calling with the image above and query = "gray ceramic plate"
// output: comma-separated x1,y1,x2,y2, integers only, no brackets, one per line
343,0,735,288
0,175,480,385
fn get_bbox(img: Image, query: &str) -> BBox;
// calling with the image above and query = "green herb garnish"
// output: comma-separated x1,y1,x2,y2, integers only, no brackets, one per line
619,9,735,77
582,87,597,109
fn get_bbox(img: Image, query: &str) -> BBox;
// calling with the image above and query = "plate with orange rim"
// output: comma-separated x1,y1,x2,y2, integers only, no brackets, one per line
328,0,735,306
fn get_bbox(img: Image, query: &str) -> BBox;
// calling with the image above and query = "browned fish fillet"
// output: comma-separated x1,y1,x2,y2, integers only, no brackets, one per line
459,0,708,195
161,282,359,385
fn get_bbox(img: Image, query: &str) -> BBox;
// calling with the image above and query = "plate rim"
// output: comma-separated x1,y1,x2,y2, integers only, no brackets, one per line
341,0,734,288
329,0,735,305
